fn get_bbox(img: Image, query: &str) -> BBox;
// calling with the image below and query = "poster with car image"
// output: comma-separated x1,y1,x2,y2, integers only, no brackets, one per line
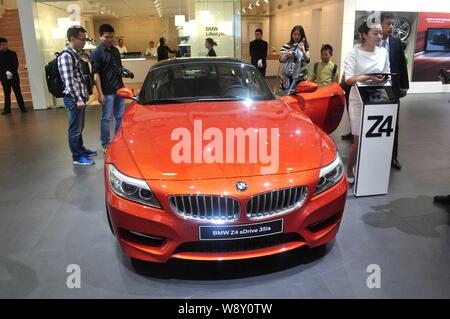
412,12,450,82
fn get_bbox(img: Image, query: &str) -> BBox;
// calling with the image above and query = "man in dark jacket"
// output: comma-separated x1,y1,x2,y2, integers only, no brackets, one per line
249,29,268,77
90,24,125,153
381,12,410,170
0,37,27,114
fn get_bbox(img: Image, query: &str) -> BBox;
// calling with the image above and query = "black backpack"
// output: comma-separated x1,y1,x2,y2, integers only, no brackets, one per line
45,50,94,98
45,51,70,98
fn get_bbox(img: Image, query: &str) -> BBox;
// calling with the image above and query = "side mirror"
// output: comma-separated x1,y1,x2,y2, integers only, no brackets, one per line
116,87,138,100
295,81,318,94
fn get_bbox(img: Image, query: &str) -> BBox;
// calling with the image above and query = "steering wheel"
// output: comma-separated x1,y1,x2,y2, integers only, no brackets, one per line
222,85,248,97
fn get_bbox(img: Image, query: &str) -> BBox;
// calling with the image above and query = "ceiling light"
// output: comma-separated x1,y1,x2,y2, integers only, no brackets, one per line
99,10,105,14
256,1,260,6
264,0,269,3
249,4,253,10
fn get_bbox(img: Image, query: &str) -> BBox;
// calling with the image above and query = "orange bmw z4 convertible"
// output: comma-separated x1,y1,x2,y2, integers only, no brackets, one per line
105,58,348,263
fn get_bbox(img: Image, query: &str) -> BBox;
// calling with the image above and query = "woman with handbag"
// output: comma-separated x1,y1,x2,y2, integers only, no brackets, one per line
279,25,311,91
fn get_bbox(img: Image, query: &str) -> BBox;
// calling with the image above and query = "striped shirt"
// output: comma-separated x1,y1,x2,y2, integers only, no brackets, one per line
57,46,88,102
279,42,311,89
279,42,311,63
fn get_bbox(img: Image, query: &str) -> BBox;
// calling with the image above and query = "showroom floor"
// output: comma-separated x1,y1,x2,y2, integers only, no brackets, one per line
0,93,449,299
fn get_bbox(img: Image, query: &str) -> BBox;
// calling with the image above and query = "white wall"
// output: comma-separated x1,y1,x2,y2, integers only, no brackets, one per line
342,0,450,93
270,0,344,74
93,17,165,53
17,0,48,109
189,0,237,57
35,3,94,64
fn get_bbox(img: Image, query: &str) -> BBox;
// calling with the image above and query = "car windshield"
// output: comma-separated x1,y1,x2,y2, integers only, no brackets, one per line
138,61,275,104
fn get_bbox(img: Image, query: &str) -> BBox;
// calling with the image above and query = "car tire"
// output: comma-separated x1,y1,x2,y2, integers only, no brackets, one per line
393,16,411,41
105,202,115,236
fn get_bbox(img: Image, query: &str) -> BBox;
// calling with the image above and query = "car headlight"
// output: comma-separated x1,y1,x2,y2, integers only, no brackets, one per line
108,164,162,209
314,153,344,196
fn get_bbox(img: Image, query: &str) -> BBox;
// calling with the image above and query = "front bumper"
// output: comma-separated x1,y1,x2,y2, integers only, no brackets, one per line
105,169,347,263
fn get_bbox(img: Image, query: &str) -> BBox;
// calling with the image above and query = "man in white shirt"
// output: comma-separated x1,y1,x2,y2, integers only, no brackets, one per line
117,38,127,54
145,41,157,57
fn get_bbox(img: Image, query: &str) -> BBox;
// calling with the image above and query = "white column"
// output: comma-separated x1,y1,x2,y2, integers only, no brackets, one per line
17,0,52,110
340,0,356,79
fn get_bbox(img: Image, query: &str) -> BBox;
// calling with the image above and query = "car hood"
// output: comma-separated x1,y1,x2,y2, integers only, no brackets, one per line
121,100,322,180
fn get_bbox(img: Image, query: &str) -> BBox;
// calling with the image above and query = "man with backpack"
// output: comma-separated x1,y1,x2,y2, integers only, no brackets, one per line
309,44,339,86
57,25,97,166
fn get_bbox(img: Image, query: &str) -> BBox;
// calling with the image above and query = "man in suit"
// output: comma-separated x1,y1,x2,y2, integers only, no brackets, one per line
0,37,27,115
249,29,268,77
381,12,409,170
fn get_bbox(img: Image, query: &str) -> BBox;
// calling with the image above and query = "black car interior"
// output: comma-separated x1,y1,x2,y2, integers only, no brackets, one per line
155,65,254,99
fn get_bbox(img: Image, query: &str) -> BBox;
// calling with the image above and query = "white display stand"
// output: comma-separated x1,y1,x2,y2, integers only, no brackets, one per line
354,83,399,197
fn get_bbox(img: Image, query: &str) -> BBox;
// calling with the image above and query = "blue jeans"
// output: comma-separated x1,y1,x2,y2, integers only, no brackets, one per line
64,96,86,161
100,94,125,148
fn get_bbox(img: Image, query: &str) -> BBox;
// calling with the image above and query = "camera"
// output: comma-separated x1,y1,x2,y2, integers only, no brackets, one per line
438,68,450,84
117,67,134,79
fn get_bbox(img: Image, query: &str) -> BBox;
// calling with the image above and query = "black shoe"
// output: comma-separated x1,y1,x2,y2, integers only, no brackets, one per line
391,159,402,170
1,110,11,115
433,195,450,205
341,132,353,141
20,108,28,113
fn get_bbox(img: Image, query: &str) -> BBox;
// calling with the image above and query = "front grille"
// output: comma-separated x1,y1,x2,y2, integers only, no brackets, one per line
169,195,240,221
173,233,304,254
246,186,308,220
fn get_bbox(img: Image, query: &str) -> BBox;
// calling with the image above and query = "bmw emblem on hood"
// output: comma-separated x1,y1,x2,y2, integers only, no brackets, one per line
235,181,248,192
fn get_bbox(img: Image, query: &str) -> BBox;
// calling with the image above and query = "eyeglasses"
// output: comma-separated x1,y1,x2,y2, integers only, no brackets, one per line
77,37,91,42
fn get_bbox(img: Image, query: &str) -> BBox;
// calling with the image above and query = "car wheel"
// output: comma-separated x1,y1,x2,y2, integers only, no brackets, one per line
105,202,115,236
393,17,411,41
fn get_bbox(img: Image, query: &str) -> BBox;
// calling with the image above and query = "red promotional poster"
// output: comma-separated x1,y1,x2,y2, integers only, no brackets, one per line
412,12,450,81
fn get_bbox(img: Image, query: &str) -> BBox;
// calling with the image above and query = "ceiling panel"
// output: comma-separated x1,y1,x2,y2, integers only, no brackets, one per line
39,0,242,18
